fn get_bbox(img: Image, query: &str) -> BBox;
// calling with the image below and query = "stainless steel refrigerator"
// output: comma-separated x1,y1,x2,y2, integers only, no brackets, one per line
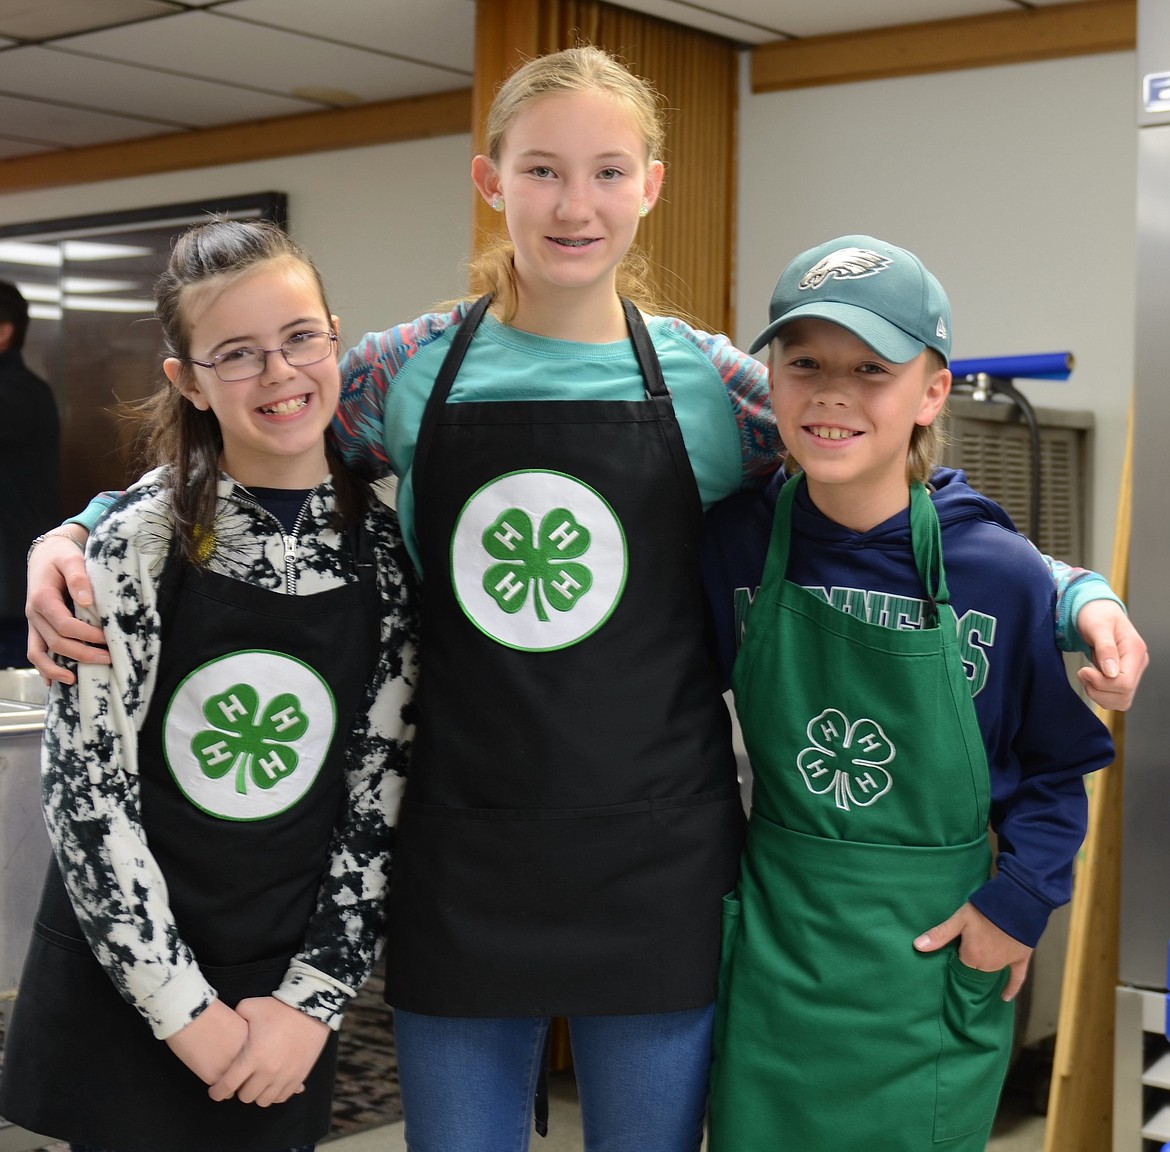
1114,1,1170,1146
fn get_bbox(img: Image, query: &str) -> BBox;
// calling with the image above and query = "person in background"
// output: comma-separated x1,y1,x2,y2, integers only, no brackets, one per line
22,52,1145,1152
0,278,60,667
703,235,1117,1151
0,219,418,1152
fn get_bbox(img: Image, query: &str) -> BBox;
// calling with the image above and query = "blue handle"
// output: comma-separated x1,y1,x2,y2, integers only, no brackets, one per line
950,352,1074,381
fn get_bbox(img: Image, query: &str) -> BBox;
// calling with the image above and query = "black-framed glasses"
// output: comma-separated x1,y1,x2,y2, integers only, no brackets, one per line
183,330,338,382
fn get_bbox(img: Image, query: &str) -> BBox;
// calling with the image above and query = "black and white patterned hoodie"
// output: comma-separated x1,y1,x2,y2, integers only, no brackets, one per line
40,466,418,1040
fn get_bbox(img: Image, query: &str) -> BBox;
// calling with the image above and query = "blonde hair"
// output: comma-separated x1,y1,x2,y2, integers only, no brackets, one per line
468,45,667,320
780,348,949,486
908,348,949,484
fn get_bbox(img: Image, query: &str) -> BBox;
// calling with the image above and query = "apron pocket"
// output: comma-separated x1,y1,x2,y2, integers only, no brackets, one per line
387,790,741,1015
934,951,1014,1141
713,890,742,1055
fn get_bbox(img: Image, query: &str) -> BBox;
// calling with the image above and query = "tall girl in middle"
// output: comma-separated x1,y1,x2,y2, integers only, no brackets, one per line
334,44,779,1152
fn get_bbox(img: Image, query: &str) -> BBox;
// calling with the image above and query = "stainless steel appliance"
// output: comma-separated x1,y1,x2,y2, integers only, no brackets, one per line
1114,1,1170,1146
0,668,49,998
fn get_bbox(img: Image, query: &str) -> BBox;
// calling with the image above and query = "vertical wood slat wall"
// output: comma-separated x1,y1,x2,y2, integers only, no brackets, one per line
473,0,739,335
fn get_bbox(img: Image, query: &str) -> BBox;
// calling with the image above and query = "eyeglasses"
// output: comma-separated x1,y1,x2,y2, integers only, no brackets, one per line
183,331,338,382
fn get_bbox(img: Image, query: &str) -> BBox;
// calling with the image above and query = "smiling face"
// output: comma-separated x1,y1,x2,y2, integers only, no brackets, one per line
770,318,951,531
163,258,339,490
472,88,663,321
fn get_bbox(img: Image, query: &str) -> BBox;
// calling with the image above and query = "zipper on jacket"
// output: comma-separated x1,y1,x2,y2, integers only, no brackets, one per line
232,485,317,595
281,495,314,593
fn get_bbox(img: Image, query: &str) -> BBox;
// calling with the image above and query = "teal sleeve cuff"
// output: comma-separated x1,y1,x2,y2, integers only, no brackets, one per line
70,491,122,534
1060,576,1125,656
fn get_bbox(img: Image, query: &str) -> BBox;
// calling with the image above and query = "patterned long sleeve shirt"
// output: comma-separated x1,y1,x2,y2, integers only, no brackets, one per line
41,468,418,1039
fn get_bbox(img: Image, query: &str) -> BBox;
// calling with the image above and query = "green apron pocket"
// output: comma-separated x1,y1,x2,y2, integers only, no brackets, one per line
934,951,1014,1141
713,890,741,1054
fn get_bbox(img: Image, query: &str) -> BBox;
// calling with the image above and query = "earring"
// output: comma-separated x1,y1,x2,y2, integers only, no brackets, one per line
492,197,505,213
639,203,649,217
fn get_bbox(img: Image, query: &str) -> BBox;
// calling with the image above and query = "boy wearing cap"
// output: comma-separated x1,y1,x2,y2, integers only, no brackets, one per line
703,236,1113,1151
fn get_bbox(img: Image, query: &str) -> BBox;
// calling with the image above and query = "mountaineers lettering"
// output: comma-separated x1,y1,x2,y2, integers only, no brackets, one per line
735,583,996,696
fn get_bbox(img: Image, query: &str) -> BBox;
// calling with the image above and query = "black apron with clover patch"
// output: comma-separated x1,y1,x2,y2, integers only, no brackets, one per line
0,532,378,1152
385,295,743,1016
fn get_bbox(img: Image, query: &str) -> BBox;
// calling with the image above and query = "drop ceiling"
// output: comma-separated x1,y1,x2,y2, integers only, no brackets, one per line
0,0,1104,163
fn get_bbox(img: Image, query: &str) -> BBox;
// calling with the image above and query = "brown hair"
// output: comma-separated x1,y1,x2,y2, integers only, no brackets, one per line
468,45,667,320
131,217,367,564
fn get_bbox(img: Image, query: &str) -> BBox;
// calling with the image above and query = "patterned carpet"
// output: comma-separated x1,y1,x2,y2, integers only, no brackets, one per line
327,968,402,1136
0,968,401,1149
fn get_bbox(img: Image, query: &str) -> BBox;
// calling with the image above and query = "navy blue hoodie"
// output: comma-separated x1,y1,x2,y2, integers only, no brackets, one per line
702,467,1114,947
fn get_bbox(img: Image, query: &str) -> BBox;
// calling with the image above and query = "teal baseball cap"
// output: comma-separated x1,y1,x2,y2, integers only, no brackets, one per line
749,234,952,364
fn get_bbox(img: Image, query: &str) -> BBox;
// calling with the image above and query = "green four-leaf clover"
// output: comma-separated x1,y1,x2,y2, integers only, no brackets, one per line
190,683,308,795
796,707,894,811
482,506,593,622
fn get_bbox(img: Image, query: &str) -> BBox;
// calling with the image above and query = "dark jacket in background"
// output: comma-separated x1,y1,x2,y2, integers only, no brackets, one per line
0,347,61,621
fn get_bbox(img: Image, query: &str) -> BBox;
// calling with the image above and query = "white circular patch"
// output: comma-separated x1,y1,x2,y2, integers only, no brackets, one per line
162,650,336,821
451,470,627,651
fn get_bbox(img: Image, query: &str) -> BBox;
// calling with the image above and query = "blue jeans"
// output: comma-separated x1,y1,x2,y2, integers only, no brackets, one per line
393,1004,714,1152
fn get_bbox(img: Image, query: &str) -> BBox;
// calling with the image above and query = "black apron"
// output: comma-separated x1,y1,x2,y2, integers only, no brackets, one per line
385,296,744,1016
0,532,379,1152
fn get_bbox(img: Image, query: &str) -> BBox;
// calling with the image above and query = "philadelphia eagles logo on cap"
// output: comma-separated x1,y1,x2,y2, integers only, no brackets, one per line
800,247,892,291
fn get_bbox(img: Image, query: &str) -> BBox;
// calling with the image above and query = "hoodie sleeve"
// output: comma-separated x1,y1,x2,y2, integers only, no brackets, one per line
965,582,1114,946
929,467,1124,655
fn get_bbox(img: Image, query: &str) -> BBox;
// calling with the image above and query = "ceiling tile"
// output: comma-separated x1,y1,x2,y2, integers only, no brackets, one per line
0,90,178,147
60,9,471,105
606,0,792,44
0,136,54,160
6,44,326,126
218,0,475,77
0,0,179,41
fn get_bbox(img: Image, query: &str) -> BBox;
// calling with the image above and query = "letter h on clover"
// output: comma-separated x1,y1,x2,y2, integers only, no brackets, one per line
796,707,895,812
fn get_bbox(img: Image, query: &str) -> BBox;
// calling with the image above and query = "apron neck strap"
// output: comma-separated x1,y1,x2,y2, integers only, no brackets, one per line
766,475,950,623
413,293,493,506
620,298,669,399
909,481,949,619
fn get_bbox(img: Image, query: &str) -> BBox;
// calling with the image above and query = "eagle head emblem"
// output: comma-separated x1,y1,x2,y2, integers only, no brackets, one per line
799,247,892,291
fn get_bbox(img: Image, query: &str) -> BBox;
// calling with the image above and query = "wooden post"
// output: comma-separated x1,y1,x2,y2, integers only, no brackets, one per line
1043,401,1133,1149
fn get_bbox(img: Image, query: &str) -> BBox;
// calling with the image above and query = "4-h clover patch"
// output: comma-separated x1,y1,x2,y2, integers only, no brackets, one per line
451,470,628,651
797,707,894,811
163,650,336,820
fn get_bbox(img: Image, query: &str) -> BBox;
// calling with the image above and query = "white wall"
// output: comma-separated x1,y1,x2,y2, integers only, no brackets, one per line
0,133,473,345
735,51,1138,572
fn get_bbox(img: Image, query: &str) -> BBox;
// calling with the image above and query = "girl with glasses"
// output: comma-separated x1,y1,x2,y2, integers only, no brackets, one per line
0,218,418,1152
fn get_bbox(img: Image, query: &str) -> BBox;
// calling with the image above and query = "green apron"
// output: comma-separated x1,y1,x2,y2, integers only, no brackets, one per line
708,477,1014,1151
